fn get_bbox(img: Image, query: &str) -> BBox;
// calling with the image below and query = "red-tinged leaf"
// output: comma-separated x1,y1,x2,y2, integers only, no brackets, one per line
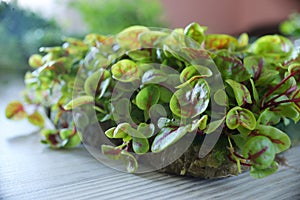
132,137,149,154
242,136,275,169
116,26,149,49
5,101,27,120
226,107,256,131
28,111,45,127
111,59,141,82
138,30,168,48
151,126,190,153
84,69,111,98
102,145,122,160
170,78,210,118
255,125,291,154
205,34,238,50
214,50,251,82
136,85,160,110
226,79,252,106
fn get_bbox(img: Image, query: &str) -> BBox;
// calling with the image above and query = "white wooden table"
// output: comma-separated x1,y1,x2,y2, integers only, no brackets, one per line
1,71,300,200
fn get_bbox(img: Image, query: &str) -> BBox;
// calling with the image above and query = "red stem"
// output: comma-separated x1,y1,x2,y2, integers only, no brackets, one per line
263,85,298,108
260,71,297,109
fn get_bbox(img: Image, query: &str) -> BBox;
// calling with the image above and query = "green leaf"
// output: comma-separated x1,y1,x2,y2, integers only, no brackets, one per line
288,63,300,83
205,34,238,50
249,79,259,103
102,145,122,160
59,129,73,140
170,78,210,118
64,133,81,148
113,123,131,139
58,129,81,148
226,79,252,106
184,22,207,44
251,35,294,62
5,101,27,120
199,115,209,131
243,56,261,78
226,107,256,131
132,137,149,155
157,117,180,129
237,126,252,136
255,69,279,86
84,69,111,98
41,129,60,148
238,33,249,48
141,69,168,85
158,87,173,103
274,104,300,122
242,136,276,169
204,117,225,134
112,98,133,123
149,104,167,123
213,89,227,106
28,54,43,68
138,30,168,47
127,49,151,62
151,126,190,153
120,150,138,173
231,134,247,150
136,85,160,110
180,65,198,83
257,109,281,125
180,65,212,83
137,123,155,138
214,51,251,82
64,96,94,110
255,125,291,153
178,48,211,63
191,115,208,131
104,127,116,138
27,111,44,127
111,59,141,82
116,25,149,49
250,161,279,178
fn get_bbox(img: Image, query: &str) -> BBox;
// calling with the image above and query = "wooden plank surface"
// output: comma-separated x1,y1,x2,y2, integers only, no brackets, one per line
1,71,300,200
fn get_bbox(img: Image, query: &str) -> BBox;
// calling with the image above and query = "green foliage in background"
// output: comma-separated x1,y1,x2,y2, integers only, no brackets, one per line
69,0,166,35
0,2,62,69
279,13,300,37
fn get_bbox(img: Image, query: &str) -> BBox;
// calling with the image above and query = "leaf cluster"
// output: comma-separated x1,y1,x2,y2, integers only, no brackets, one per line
5,22,300,178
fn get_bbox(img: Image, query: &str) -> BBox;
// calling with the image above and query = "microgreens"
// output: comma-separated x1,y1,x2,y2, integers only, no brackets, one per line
5,22,300,178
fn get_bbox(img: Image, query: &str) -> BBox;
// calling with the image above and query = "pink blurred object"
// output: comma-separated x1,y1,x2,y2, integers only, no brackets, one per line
161,0,300,34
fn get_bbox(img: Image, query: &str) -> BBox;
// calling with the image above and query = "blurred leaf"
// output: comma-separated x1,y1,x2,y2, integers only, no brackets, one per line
27,111,44,127
5,101,27,120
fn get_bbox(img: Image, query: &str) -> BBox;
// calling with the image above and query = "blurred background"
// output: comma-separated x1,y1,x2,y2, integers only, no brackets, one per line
0,0,300,72
1,0,300,133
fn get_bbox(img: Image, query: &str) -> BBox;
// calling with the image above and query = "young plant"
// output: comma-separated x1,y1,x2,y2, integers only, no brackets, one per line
5,22,300,179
